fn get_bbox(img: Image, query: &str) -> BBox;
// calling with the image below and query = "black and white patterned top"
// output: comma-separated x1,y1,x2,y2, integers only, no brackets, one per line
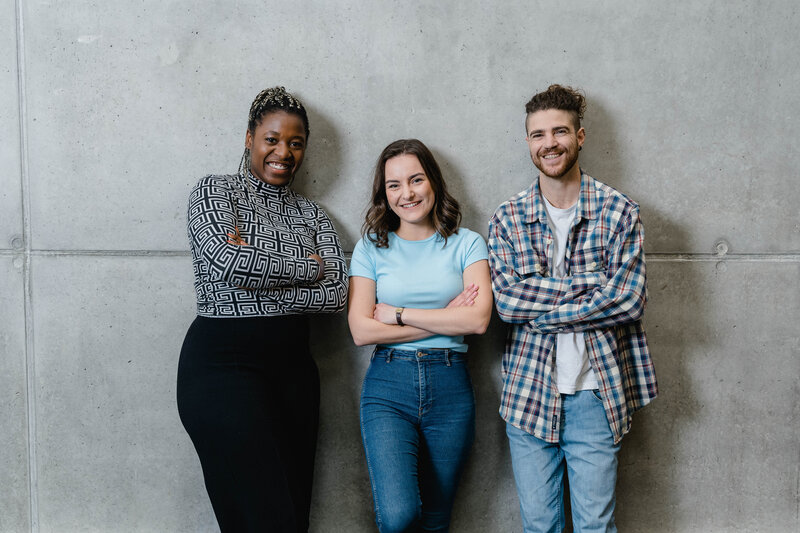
187,172,348,317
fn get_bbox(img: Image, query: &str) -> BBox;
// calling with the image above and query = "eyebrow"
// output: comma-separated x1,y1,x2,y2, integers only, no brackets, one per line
528,125,571,136
263,130,305,141
386,172,425,182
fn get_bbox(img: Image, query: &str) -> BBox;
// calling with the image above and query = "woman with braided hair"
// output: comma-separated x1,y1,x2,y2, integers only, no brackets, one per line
177,87,347,532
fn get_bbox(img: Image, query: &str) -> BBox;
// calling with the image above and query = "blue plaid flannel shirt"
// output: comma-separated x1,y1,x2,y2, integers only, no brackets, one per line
488,172,657,444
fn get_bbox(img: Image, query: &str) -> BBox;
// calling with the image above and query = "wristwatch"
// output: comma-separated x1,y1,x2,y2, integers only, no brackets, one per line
395,307,405,326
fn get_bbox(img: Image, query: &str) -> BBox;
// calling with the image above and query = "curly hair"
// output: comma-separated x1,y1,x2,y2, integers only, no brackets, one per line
239,86,310,176
363,139,461,249
525,84,586,131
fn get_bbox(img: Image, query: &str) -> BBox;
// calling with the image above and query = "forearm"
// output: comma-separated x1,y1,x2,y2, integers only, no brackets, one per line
530,230,646,332
399,305,490,336
492,271,605,323
189,179,320,289
198,237,320,289
263,259,348,313
348,313,433,346
527,286,645,333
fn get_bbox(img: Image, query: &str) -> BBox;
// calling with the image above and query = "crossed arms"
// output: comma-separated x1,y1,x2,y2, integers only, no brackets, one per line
347,260,493,347
488,207,646,334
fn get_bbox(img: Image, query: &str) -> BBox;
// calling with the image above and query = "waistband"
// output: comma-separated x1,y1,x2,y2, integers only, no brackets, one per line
373,345,466,365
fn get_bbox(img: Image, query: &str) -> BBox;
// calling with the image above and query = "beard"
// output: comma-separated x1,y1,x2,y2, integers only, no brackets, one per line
533,147,579,179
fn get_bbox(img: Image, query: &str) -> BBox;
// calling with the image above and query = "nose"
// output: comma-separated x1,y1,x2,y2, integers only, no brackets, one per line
274,141,291,159
543,132,558,149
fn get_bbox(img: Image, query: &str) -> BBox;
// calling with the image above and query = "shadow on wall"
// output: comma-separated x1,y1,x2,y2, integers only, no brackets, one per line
294,104,355,248
582,97,702,532
433,147,486,237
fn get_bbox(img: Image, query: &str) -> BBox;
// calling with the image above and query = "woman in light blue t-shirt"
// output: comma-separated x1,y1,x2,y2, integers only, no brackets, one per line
348,139,493,532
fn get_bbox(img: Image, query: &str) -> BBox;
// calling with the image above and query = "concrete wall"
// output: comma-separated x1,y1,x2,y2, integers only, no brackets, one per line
3,1,798,531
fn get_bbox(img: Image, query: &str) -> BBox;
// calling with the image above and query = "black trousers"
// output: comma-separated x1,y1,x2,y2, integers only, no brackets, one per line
177,315,319,533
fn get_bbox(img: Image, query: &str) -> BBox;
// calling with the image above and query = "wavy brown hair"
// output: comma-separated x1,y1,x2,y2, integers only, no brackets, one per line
363,139,461,248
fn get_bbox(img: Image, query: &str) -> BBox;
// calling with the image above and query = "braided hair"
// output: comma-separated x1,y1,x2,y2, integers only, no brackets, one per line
239,86,310,176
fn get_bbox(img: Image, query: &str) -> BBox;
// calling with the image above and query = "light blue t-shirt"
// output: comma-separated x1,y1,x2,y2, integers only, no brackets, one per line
350,228,488,352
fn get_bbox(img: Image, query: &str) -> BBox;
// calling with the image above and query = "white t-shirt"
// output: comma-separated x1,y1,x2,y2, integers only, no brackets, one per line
542,194,598,394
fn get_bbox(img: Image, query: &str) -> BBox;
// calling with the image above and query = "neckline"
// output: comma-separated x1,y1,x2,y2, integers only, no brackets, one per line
391,231,440,244
542,192,577,216
245,171,288,198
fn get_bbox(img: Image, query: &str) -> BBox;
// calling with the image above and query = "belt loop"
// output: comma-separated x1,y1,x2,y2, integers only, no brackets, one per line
445,349,451,367
370,346,376,362
386,348,393,363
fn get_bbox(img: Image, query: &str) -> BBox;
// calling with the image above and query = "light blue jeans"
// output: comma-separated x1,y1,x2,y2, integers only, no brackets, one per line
360,347,475,533
506,390,620,533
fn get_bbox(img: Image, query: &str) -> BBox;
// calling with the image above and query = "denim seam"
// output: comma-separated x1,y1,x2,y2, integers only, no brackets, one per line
360,407,383,529
417,354,424,420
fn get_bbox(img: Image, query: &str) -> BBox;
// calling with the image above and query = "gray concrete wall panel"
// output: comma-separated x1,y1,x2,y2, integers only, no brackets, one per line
21,1,800,253
0,257,30,533
617,261,800,532
30,255,211,532
6,0,800,531
1,0,23,246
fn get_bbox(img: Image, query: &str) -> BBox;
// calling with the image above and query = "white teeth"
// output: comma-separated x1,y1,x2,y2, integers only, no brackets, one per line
543,154,560,159
268,162,290,169
401,201,421,208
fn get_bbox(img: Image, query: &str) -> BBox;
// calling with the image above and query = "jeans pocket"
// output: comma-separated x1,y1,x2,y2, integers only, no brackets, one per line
591,389,604,403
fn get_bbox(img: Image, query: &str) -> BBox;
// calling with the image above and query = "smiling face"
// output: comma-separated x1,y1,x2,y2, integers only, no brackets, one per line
384,153,436,235
525,108,585,180
245,110,307,186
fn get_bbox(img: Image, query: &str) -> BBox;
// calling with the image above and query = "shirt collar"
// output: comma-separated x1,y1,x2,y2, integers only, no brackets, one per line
245,171,288,199
524,170,598,223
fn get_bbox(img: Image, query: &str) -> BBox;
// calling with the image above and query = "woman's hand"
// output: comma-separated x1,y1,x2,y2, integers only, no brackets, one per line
226,226,248,245
446,283,479,308
309,253,325,281
373,303,398,325
373,284,479,325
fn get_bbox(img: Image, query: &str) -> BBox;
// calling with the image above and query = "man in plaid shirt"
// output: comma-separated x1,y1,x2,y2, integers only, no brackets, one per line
488,84,657,532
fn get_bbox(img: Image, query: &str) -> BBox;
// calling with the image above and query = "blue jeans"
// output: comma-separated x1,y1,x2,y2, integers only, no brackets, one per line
360,347,475,533
506,390,620,533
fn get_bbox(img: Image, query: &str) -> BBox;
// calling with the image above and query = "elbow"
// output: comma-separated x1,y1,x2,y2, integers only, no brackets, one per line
347,316,370,347
321,281,348,313
496,309,513,324
496,309,525,325
620,292,646,322
352,336,369,347
332,295,347,314
349,329,370,347
471,315,491,335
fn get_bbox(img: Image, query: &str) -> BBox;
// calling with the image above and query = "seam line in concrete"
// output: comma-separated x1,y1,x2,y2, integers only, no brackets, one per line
647,253,800,262
0,249,798,262
16,0,38,531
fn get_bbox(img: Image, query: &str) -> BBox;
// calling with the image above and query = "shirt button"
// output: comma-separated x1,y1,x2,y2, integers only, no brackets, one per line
588,262,596,269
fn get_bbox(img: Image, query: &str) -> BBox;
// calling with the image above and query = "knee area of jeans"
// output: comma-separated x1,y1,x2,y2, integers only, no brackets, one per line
376,505,421,533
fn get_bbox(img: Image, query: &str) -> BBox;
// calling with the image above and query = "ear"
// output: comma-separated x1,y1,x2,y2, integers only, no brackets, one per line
245,129,253,150
576,127,586,148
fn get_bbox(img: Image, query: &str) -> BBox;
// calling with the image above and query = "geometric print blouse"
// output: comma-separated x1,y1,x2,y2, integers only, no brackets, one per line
187,172,348,317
